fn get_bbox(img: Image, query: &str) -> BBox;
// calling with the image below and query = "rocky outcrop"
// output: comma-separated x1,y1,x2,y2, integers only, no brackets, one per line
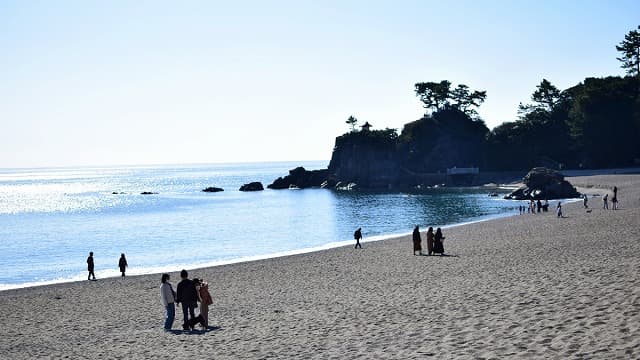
202,187,224,193
267,167,330,189
505,167,580,200
140,191,158,195
239,182,264,192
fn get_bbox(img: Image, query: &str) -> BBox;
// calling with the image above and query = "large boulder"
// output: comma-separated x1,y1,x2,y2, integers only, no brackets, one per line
505,167,580,200
267,167,329,189
239,182,264,192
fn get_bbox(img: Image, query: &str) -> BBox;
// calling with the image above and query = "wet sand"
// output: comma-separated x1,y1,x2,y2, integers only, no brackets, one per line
0,174,639,359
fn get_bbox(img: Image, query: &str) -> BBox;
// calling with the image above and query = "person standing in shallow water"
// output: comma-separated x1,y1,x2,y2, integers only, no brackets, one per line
354,227,363,249
160,273,176,331
426,227,434,256
118,253,128,278
412,225,422,256
87,252,96,280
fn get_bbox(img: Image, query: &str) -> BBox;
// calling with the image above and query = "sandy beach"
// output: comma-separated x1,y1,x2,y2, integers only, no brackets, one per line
0,174,639,359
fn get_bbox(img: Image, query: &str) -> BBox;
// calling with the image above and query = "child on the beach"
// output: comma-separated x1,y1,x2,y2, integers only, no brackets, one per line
193,278,213,329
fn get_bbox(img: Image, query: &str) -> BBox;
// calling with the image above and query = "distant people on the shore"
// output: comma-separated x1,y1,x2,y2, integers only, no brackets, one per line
612,186,618,210
87,252,96,281
354,227,363,249
557,202,562,218
426,227,434,256
412,225,422,256
583,194,589,208
603,193,609,209
537,199,542,213
433,228,445,255
118,253,128,278
176,269,199,331
194,278,213,329
543,199,549,212
160,273,176,331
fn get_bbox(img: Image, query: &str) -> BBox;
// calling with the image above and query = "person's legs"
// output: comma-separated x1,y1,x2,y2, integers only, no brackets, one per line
181,302,190,329
165,303,175,330
201,303,208,328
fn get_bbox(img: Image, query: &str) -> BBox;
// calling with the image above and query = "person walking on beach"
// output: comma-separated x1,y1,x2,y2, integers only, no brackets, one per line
412,225,422,256
426,227,435,256
194,278,213,329
603,193,609,209
612,186,618,210
87,252,96,281
118,253,128,278
433,228,445,255
557,201,562,218
160,273,176,331
583,194,589,209
354,227,363,249
537,199,542,213
176,269,199,331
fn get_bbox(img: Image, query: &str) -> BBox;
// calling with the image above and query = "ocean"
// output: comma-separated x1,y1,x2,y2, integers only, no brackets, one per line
0,161,517,290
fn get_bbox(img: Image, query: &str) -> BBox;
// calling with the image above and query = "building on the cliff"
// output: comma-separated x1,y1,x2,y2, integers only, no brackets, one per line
360,122,372,132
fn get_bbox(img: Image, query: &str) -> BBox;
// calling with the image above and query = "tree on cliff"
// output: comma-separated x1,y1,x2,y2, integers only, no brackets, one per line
346,115,358,132
616,25,640,78
414,81,486,117
517,79,562,115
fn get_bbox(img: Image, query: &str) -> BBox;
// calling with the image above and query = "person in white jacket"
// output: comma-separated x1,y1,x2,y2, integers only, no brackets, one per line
160,273,176,331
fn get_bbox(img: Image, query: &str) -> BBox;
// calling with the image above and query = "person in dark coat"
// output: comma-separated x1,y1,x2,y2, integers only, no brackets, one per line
118,253,128,278
87,252,96,280
412,225,422,256
433,228,445,255
354,228,363,249
176,269,199,330
426,227,434,256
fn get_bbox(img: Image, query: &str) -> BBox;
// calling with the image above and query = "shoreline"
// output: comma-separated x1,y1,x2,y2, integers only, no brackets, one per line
0,203,524,292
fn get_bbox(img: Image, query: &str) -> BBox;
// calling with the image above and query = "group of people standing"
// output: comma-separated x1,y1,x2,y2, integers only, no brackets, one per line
86,252,128,280
413,226,445,256
603,186,619,210
160,269,213,332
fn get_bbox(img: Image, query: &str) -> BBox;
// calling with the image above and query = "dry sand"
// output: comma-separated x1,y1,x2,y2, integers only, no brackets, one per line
1,174,639,359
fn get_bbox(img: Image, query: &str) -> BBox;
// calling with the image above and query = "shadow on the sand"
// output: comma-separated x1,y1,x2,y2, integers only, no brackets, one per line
167,326,222,335
418,254,459,258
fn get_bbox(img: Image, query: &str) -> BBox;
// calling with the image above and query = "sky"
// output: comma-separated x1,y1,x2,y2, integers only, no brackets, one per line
1,0,638,168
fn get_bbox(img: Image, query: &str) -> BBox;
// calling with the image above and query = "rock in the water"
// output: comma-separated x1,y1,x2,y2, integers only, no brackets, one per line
202,187,224,193
267,167,329,189
505,167,580,200
140,191,158,195
239,182,264,191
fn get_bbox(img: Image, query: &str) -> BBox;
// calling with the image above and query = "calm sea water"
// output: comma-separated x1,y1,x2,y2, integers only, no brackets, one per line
0,161,517,290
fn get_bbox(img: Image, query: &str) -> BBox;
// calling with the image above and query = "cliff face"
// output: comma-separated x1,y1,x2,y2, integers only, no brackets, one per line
327,109,489,188
327,129,399,188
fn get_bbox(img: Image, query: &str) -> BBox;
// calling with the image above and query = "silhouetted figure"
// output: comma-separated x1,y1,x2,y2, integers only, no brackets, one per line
612,186,618,210
537,199,542,213
194,278,213,329
603,193,609,209
543,199,549,212
433,228,445,255
426,227,434,256
176,269,199,330
583,194,588,208
557,202,562,218
412,225,422,256
118,253,128,278
160,273,176,331
354,228,362,249
87,252,96,280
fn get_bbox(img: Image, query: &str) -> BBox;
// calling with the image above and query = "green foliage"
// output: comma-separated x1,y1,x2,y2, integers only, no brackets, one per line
414,81,486,118
335,127,398,149
518,79,562,116
616,25,640,77
345,115,358,132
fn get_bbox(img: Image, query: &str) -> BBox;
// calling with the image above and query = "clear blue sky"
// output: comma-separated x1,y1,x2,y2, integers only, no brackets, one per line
1,0,638,168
